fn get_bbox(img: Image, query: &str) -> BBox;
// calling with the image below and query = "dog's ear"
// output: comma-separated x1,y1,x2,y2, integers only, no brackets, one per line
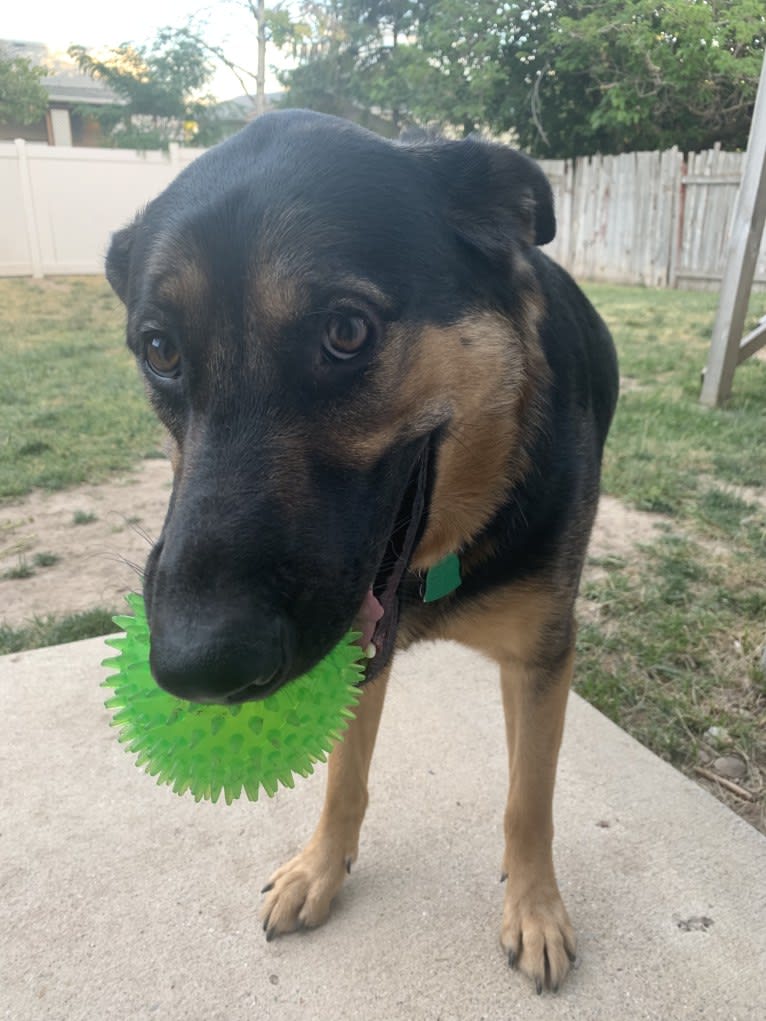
105,217,139,304
409,137,555,253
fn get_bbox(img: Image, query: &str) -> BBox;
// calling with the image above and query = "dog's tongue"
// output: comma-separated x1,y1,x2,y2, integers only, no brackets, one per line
356,588,384,649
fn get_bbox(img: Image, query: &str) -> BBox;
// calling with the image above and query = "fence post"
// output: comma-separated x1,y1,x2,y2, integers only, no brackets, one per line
701,51,766,406
14,138,44,279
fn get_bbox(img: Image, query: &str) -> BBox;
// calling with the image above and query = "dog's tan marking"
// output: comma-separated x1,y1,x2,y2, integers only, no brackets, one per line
446,580,576,990
499,646,576,992
248,260,305,339
443,578,574,667
249,244,395,342
408,310,548,568
259,666,391,936
155,259,210,317
143,229,210,330
317,308,546,564
316,284,548,570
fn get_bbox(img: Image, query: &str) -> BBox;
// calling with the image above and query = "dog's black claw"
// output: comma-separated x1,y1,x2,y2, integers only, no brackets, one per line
551,983,559,995
345,857,352,875
566,947,578,964
507,949,517,969
499,872,507,883
265,927,276,943
261,882,274,894
535,978,543,995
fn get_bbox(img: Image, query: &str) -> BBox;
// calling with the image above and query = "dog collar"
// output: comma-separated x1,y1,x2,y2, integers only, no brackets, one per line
423,553,462,603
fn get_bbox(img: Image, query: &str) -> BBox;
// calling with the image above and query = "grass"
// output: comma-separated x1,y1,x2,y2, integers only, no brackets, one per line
1,551,62,580
33,551,60,568
0,277,163,501
580,284,766,828
0,608,119,656
72,510,98,525
2,558,35,580
0,277,764,825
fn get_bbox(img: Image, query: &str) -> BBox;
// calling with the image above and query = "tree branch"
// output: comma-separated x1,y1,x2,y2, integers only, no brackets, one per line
530,64,550,148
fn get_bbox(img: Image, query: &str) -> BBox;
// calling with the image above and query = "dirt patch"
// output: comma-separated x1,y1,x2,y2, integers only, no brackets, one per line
0,459,172,627
1,466,664,628
587,494,671,563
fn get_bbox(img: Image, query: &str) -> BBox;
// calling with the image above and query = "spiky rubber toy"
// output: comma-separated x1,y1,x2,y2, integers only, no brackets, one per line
102,593,364,805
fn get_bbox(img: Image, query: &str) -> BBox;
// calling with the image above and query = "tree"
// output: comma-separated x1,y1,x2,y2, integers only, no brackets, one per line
0,55,48,126
277,0,766,155
391,0,507,136
69,29,221,148
175,4,301,117
277,1,431,133
490,0,766,157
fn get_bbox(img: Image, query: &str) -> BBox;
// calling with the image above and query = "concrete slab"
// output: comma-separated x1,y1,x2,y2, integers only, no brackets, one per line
1,637,764,1021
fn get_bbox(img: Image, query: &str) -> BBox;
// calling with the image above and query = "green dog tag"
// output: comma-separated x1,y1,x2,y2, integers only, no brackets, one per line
423,553,462,603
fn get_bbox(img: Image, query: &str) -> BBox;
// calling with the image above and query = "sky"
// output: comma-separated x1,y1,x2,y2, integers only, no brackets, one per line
2,1,287,99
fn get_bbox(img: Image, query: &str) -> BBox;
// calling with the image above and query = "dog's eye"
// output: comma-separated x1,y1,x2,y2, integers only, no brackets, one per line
322,312,373,361
144,334,181,379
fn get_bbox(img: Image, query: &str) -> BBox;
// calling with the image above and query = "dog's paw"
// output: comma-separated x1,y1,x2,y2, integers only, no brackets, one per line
500,876,576,994
259,837,352,940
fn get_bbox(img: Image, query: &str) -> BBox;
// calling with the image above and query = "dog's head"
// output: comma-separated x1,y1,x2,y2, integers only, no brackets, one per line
107,110,554,703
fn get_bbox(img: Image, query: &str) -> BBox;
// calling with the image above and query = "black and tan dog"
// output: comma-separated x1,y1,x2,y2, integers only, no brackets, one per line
106,110,618,994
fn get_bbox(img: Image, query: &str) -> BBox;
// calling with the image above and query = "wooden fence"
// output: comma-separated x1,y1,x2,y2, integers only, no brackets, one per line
0,139,764,289
540,146,766,291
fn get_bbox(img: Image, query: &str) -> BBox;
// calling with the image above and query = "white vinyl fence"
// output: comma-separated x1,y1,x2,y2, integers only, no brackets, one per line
1,138,765,289
0,140,204,277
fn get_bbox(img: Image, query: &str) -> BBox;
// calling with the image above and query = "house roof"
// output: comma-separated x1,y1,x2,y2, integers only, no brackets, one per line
213,93,282,123
1,38,124,107
42,73,123,106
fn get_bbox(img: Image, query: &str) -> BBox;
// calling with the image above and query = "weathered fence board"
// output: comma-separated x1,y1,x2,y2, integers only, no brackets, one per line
540,147,766,290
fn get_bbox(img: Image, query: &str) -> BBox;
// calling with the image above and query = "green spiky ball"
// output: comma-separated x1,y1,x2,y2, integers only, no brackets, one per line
102,593,364,805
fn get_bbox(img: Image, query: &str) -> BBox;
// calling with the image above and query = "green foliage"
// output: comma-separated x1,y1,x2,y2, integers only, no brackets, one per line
500,0,766,156
0,55,48,126
278,1,426,131
276,0,766,154
68,29,222,149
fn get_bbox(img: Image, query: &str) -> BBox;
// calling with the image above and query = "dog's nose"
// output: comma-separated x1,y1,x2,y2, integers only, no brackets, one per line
149,610,288,704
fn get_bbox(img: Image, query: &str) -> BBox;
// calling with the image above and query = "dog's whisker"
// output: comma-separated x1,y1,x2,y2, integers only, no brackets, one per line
120,517,157,548
100,551,146,580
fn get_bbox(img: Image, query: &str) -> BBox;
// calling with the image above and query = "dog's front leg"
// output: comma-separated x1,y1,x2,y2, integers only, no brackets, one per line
259,665,390,939
499,642,577,993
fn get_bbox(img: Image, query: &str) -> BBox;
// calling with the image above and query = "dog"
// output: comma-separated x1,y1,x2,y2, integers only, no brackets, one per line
106,109,618,994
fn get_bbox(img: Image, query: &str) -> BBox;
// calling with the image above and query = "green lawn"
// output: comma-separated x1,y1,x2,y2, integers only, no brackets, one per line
0,277,163,500
580,284,765,829
1,276,764,826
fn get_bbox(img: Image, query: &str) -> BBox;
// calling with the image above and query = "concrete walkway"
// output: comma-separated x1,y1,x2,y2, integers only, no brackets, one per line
1,637,764,1021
